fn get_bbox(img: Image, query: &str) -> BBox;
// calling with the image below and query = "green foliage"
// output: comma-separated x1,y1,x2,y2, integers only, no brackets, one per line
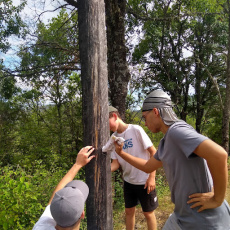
112,171,125,209
0,163,62,229
0,98,23,165
199,108,223,145
0,161,87,229
155,168,170,197
127,0,228,130
0,0,26,53
1,8,85,168
0,76,18,100
0,7,86,227
0,0,229,229
18,8,79,82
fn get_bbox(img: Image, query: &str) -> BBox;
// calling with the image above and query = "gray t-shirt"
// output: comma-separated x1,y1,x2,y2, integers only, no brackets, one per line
155,121,230,229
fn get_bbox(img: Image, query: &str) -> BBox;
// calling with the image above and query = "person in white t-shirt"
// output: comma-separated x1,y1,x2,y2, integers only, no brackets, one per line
108,106,158,230
32,146,95,230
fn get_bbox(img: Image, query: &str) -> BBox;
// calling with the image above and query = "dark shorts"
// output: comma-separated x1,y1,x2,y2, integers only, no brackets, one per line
124,180,158,212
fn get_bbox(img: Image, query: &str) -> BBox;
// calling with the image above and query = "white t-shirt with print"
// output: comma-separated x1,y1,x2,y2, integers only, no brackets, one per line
111,124,153,185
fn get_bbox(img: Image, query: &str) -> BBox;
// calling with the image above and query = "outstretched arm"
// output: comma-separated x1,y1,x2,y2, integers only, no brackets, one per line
114,142,162,173
48,146,95,204
188,139,228,212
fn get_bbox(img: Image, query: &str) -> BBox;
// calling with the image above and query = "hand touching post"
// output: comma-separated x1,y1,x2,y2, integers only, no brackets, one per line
76,146,95,167
48,146,95,204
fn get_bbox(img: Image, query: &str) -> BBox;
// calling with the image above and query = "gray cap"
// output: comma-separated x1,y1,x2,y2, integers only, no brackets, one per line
109,105,118,113
142,90,173,111
50,180,89,227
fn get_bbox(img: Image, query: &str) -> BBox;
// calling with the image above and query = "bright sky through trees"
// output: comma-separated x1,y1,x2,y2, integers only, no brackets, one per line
2,0,60,68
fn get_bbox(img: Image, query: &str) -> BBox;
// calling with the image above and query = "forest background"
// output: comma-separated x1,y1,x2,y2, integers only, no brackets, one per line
0,0,230,229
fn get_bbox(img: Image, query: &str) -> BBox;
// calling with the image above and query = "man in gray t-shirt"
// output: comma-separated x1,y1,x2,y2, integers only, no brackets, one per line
113,90,230,230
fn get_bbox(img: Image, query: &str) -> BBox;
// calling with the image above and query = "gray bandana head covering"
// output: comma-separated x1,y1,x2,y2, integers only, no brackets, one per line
142,90,180,125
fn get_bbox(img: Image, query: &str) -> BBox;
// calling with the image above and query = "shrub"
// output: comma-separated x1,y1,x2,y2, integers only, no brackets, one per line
0,162,66,229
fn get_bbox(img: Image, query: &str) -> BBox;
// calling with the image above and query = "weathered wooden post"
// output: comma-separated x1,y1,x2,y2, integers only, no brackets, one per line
78,0,113,229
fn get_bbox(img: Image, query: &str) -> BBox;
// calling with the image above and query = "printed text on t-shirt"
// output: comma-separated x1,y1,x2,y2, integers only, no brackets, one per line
123,138,133,149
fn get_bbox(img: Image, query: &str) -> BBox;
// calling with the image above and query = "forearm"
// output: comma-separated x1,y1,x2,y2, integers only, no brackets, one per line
118,150,150,173
194,139,228,205
148,151,156,177
147,146,157,179
149,170,156,179
48,163,82,204
208,154,228,204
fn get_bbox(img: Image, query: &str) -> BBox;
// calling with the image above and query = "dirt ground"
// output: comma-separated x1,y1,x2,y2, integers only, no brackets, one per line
113,161,230,230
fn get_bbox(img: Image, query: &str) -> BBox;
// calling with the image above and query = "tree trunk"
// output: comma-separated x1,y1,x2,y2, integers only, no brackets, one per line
105,0,131,120
194,60,203,133
222,0,230,154
78,0,113,229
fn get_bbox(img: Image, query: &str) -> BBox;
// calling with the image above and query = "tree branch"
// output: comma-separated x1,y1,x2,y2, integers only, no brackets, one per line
64,0,78,8
196,58,224,110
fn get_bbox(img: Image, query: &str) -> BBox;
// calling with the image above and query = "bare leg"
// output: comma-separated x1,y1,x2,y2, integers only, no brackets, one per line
125,207,136,230
143,210,157,230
